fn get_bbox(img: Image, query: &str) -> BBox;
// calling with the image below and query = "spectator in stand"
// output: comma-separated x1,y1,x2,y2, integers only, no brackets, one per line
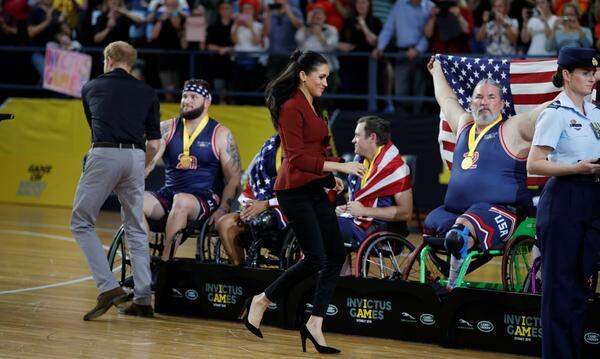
552,0,590,15
547,3,592,51
307,0,350,31
206,0,234,103
93,0,143,46
372,0,433,114
262,0,303,80
425,0,473,54
296,5,339,91
476,0,518,55
151,0,188,101
467,0,491,53
521,0,557,55
593,0,600,51
0,1,19,45
338,0,382,94
231,1,266,94
147,0,189,15
186,4,208,49
371,0,394,24
53,0,85,28
4,0,29,43
27,0,70,79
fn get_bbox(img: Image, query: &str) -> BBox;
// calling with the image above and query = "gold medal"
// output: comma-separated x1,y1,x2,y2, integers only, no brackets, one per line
461,156,474,170
179,155,192,169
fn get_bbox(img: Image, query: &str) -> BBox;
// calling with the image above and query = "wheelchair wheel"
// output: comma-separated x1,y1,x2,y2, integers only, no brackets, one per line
521,256,599,295
502,236,536,292
279,230,301,269
107,225,133,288
197,221,219,262
213,237,231,264
355,232,415,279
400,241,448,283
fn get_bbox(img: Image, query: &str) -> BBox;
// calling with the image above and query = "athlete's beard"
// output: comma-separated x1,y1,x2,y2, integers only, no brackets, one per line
180,104,205,120
473,108,499,126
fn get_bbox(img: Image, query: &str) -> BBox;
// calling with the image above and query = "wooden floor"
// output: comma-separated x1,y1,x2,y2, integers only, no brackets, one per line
0,203,530,358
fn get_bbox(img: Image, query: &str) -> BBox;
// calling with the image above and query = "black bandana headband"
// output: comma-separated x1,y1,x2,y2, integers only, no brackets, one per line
183,83,211,101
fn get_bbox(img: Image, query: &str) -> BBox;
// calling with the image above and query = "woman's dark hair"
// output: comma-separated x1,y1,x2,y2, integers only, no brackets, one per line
552,65,575,87
265,50,329,128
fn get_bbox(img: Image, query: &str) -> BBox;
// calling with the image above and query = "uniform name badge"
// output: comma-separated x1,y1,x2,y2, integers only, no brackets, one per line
591,122,600,140
461,156,474,170
179,154,192,169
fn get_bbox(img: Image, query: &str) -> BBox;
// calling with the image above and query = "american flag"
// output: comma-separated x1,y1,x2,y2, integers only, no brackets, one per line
240,134,280,203
436,54,560,185
346,141,412,229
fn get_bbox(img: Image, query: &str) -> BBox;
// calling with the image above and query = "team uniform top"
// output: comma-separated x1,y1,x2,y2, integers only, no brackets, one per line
532,91,600,164
163,117,224,197
444,118,532,213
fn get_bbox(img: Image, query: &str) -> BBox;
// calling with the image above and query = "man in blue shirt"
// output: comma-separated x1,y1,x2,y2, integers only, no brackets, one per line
372,0,433,113
263,0,303,80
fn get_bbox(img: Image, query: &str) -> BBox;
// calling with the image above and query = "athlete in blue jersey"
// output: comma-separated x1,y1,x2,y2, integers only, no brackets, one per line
424,57,552,290
336,117,413,275
144,79,242,260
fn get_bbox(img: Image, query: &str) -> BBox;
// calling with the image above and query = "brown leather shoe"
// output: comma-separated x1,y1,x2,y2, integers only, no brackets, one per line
83,287,129,321
118,302,154,318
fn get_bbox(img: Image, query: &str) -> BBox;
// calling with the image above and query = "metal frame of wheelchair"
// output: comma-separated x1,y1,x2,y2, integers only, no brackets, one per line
399,217,539,291
106,216,213,287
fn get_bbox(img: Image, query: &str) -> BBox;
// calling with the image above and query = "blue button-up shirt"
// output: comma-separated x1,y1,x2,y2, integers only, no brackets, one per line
377,0,433,53
532,91,600,164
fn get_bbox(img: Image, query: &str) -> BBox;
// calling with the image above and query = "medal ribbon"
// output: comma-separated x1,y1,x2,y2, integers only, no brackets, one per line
466,114,503,159
361,145,384,188
275,145,283,172
182,115,209,157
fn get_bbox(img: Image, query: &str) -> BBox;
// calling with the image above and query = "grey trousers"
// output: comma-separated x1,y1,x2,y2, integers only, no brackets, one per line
70,147,151,305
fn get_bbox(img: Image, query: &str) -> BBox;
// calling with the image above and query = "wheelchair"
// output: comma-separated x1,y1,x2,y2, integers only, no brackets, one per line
205,209,302,269
401,215,539,292
106,215,213,288
522,255,599,295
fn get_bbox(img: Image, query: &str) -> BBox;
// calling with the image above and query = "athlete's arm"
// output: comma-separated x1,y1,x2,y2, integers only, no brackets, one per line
213,126,242,222
427,57,471,135
145,119,173,177
346,190,413,222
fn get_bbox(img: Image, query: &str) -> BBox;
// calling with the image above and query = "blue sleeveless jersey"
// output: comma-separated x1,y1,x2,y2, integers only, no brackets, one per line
163,117,224,196
444,121,531,213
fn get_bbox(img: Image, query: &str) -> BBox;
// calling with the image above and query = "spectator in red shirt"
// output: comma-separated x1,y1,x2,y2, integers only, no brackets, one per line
307,0,350,31
425,0,473,54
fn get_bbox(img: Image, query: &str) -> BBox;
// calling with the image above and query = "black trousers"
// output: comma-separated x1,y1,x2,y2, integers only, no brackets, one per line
538,177,600,359
265,181,346,317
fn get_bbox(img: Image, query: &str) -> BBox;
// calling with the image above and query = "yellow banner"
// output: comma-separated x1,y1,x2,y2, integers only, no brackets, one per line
0,98,275,207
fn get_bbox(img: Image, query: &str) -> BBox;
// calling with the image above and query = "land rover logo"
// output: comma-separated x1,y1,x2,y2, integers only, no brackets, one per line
477,321,494,333
268,303,278,310
420,314,435,325
326,304,338,316
584,332,600,345
185,289,199,300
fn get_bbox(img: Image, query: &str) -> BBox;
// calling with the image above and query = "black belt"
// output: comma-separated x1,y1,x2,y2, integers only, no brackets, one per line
92,142,142,150
562,174,600,183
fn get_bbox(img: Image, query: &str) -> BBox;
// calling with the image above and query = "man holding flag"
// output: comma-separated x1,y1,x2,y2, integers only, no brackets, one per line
336,116,413,265
422,56,552,290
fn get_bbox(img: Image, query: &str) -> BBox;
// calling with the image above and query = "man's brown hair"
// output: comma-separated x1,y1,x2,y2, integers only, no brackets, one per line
103,41,137,69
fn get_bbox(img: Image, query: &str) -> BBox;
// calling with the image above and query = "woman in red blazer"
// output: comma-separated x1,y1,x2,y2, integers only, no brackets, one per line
241,50,364,354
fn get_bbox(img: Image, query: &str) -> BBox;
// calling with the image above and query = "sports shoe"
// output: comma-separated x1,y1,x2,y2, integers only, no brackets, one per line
83,287,129,321
118,302,154,318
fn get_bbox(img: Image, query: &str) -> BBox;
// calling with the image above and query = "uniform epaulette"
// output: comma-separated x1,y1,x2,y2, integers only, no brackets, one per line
546,100,561,109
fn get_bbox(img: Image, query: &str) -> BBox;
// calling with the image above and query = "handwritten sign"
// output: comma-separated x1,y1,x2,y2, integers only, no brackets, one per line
43,47,92,98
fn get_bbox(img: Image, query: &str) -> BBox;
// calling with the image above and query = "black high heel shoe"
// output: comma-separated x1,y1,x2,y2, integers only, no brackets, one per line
300,325,340,354
240,297,263,338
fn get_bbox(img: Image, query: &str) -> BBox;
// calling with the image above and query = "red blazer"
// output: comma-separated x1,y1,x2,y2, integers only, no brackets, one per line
274,89,340,190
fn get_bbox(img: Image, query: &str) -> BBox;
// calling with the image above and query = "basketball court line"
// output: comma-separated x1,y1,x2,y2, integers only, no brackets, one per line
0,220,114,233
0,229,118,295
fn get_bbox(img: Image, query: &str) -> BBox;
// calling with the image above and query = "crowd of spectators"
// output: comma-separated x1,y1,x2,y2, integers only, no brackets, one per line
2,0,600,107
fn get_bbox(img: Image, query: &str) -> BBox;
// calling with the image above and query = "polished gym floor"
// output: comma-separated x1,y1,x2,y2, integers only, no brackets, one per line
0,203,529,358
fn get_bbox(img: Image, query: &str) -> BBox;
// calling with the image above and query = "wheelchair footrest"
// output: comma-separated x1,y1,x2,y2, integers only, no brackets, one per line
424,236,446,249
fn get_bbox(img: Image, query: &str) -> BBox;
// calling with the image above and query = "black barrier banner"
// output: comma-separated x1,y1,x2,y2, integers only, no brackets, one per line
154,260,290,328
440,288,600,357
288,276,442,343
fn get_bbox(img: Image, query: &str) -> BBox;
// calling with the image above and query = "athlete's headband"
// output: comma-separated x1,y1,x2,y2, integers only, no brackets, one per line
183,83,211,100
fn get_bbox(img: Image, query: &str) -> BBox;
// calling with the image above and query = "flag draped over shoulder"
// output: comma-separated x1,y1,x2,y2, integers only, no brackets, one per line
347,141,412,229
436,54,560,185
240,134,280,203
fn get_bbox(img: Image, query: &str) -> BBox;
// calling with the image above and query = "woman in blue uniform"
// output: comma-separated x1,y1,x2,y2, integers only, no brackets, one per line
528,47,600,359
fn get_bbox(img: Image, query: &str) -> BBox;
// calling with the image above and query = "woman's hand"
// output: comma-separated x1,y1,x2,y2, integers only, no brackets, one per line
340,162,365,177
574,159,600,175
333,176,345,193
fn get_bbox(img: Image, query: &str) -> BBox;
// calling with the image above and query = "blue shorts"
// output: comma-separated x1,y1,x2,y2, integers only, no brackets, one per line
151,187,219,222
337,216,386,246
423,203,518,250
